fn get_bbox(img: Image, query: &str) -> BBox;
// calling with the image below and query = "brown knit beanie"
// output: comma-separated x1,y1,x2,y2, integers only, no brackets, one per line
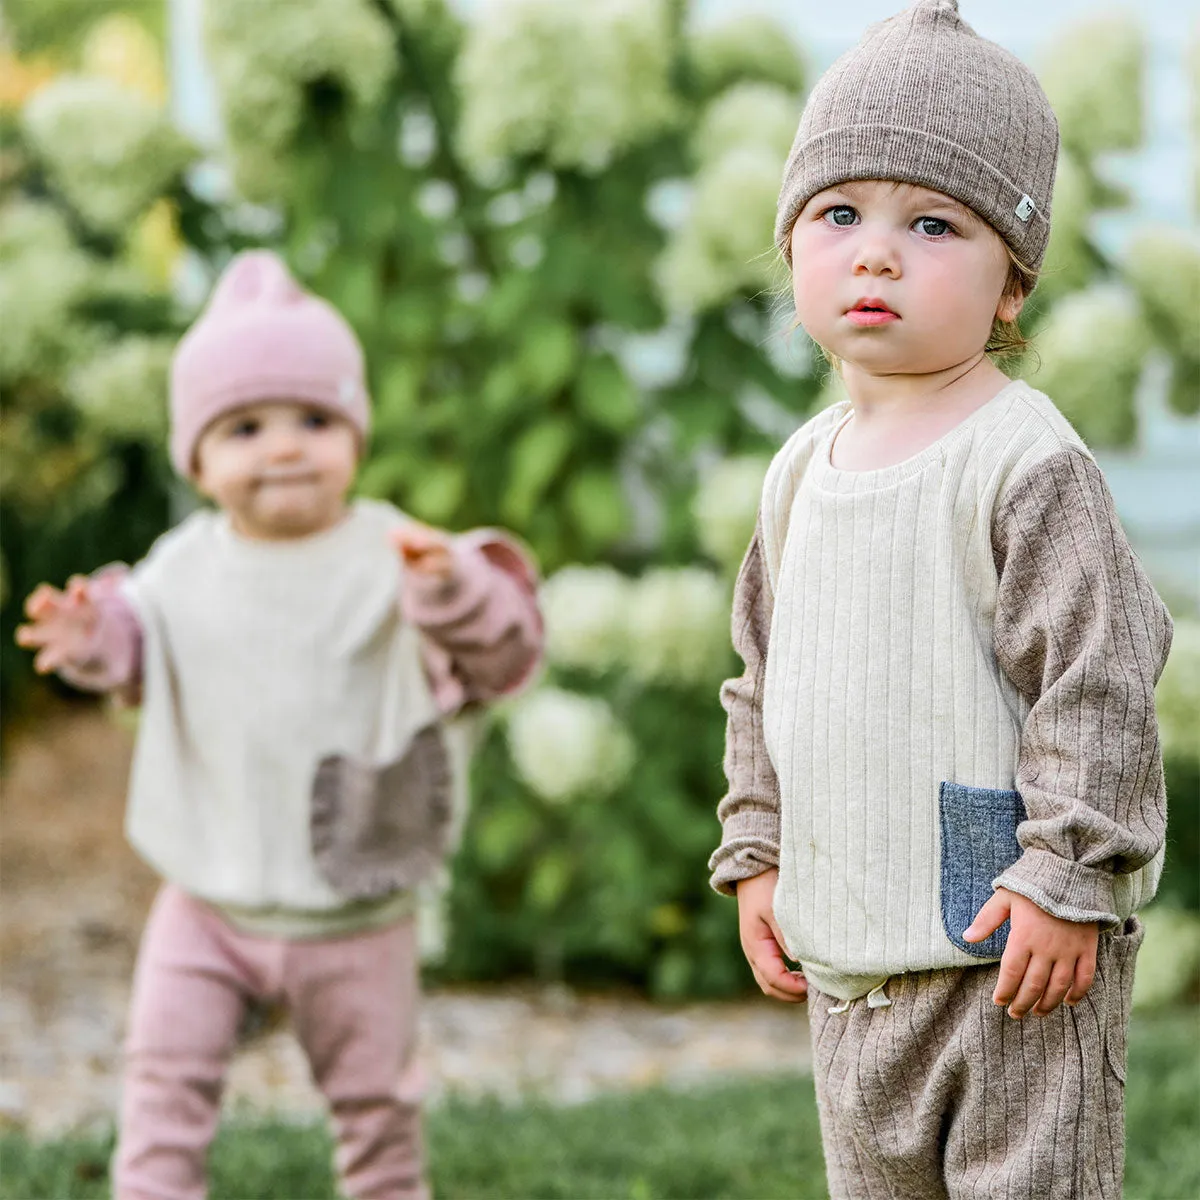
775,0,1059,271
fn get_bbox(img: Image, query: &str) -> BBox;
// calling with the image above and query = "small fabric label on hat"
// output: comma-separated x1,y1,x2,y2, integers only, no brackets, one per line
338,377,358,405
1014,195,1036,222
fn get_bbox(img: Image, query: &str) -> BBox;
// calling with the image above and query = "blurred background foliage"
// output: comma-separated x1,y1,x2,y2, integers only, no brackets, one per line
1,0,1197,999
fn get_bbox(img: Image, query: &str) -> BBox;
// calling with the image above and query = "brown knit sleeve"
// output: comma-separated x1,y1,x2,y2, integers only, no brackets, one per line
990,448,1173,924
708,516,782,896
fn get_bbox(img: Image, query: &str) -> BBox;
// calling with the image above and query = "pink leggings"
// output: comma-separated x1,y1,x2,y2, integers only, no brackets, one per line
114,885,428,1200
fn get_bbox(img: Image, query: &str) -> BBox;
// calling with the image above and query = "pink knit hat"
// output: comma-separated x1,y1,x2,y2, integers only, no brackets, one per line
169,250,370,476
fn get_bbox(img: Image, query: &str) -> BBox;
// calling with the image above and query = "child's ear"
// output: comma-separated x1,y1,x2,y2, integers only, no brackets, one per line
995,285,1025,325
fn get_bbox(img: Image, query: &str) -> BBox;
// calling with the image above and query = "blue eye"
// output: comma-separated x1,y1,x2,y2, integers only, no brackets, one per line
302,411,331,430
916,217,952,237
231,419,259,437
825,206,858,227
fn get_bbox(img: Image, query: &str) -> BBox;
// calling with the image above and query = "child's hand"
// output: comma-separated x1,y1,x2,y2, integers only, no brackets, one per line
15,577,100,674
737,868,808,1003
964,887,1098,1019
390,523,455,582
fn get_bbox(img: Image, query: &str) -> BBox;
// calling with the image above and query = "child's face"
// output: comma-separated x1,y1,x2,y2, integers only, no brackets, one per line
789,180,1022,377
193,401,359,540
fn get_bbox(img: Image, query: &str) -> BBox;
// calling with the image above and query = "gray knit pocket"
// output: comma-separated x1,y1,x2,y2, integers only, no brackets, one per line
311,724,454,900
938,782,1026,959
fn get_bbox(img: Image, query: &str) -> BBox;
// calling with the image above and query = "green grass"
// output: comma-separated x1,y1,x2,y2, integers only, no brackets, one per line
3,1010,1196,1200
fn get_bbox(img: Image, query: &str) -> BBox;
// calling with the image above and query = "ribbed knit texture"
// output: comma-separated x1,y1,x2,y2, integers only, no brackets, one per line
808,917,1142,1199
710,380,1171,1001
121,500,444,917
774,0,1059,270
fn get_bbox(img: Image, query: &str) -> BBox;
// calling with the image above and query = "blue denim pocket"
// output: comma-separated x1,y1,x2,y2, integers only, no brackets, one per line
939,782,1027,959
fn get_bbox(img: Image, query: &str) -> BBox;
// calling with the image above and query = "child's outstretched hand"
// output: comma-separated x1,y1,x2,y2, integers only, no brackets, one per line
737,868,808,1003
964,886,1098,1020
15,577,99,674
390,522,455,582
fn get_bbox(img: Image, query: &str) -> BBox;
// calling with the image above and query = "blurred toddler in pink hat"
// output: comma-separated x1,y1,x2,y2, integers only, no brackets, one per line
17,250,544,1200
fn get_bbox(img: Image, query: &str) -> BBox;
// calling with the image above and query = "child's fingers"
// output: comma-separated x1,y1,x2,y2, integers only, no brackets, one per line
14,623,52,649
33,645,67,674
752,952,808,1002
963,890,1010,943
1006,958,1053,1019
23,584,64,620
1032,960,1076,1016
1066,952,1097,1006
992,944,1031,1008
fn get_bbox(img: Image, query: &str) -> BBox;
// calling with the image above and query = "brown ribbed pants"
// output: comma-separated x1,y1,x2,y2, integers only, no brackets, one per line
807,918,1142,1200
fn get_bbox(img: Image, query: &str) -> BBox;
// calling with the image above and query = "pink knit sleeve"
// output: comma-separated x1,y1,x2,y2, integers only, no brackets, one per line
54,566,143,696
400,531,543,714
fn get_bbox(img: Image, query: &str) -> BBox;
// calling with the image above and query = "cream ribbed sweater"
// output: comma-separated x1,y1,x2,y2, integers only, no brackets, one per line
709,380,1173,1001
58,499,543,938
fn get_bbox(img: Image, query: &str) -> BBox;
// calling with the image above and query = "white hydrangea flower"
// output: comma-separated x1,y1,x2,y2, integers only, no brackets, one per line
656,145,784,313
540,565,634,673
1025,285,1148,448
694,83,798,169
0,198,74,259
687,14,806,97
0,202,97,382
22,76,194,233
692,456,770,575
1155,618,1199,761
457,0,676,174
625,567,730,688
204,0,397,200
1038,14,1144,159
506,687,635,802
1121,227,1200,355
68,336,173,442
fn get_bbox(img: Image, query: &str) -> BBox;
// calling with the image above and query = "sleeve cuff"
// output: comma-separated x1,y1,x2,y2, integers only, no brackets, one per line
993,847,1119,925
401,541,493,629
708,837,780,897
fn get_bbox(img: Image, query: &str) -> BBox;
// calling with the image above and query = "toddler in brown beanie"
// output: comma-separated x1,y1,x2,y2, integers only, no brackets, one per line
709,3,1172,1197
17,250,544,1200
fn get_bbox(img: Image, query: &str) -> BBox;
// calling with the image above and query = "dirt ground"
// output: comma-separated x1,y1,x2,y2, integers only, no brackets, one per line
0,697,812,1137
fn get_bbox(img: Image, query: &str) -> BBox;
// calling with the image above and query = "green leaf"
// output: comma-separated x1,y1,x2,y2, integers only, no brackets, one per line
356,452,417,502
408,459,466,524
475,800,539,871
526,850,573,912
482,362,524,417
328,259,379,331
373,359,422,436
503,417,572,525
1168,355,1200,417
517,321,578,398
565,468,628,550
575,355,640,433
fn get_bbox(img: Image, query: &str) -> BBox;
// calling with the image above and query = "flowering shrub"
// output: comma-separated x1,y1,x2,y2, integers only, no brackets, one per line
686,14,806,100
1038,14,1144,160
456,0,675,174
1024,285,1147,447
1121,228,1200,416
657,82,799,314
67,336,173,443
506,687,635,803
22,76,193,232
204,0,397,200
539,566,632,674
692,455,770,574
5,1,1195,997
1157,619,1199,762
